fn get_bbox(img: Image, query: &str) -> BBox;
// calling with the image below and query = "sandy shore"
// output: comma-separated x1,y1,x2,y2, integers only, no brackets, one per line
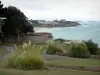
34,26,79,31
34,27,51,31
34,27,41,31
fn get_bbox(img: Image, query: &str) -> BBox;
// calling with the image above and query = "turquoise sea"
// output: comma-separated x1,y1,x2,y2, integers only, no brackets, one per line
36,21,100,46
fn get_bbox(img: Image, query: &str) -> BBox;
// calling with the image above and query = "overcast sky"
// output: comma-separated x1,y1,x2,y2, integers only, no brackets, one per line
2,0,100,21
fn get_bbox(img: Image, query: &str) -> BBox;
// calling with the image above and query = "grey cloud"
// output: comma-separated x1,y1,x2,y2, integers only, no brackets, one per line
1,0,100,20
2,0,51,10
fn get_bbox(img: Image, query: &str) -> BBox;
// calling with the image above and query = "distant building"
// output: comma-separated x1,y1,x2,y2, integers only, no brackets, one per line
37,20,59,25
60,19,67,22
37,20,46,24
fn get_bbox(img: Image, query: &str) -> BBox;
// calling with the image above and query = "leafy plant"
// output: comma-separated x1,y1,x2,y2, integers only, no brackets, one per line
4,41,45,70
54,38,66,42
46,40,71,55
84,40,98,55
46,44,62,54
96,48,100,55
68,42,90,58
14,51,44,70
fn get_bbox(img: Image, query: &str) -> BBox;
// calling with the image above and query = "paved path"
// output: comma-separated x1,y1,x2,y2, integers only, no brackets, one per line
5,46,15,55
42,50,72,61
0,46,15,62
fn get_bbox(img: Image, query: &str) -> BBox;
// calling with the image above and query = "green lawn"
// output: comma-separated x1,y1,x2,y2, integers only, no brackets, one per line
0,44,100,75
0,69,100,75
0,46,6,56
47,59,100,67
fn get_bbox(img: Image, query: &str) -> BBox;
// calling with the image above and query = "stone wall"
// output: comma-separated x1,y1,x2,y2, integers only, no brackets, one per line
4,33,53,43
23,35,52,43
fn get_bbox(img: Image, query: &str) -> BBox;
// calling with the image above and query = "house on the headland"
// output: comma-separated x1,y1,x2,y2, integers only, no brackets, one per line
37,20,59,26
37,20,46,24
31,19,80,27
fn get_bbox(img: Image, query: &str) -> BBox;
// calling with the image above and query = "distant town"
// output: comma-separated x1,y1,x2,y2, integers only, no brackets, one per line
28,19,80,27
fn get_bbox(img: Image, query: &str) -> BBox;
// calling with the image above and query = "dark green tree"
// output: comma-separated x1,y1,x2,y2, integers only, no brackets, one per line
0,1,3,17
0,1,7,18
2,6,34,36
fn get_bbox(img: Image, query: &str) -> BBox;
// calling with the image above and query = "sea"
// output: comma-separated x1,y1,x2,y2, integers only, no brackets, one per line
36,21,100,46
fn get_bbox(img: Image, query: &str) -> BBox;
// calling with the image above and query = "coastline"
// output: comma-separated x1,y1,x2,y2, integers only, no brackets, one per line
34,25,80,31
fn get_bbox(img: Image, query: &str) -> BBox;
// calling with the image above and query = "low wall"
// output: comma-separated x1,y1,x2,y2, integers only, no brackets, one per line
4,35,52,43
23,35,52,43
4,36,23,43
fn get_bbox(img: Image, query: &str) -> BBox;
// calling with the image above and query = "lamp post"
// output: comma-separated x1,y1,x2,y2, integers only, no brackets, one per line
15,28,20,42
0,17,6,33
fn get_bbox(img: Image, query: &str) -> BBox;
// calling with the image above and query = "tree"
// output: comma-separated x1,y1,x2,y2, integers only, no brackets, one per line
2,6,34,37
0,1,3,17
0,1,7,18
0,1,6,44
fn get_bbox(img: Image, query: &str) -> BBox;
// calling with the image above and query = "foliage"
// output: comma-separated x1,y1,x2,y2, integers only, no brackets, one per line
46,40,71,55
46,40,62,54
1,1,34,36
84,40,98,55
4,41,45,70
68,42,90,58
0,1,3,16
46,44,62,54
96,48,100,55
54,38,66,42
1,5,34,36
0,1,7,17
0,46,6,56
14,53,44,70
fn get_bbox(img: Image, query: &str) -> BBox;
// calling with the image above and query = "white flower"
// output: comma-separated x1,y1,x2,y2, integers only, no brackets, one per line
28,40,32,47
14,44,17,50
23,42,27,49
32,44,35,48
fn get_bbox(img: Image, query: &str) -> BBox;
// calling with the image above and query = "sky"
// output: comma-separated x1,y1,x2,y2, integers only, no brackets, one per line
2,0,100,21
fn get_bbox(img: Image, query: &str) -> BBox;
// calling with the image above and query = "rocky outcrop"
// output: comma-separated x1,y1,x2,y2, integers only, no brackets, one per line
34,21,80,27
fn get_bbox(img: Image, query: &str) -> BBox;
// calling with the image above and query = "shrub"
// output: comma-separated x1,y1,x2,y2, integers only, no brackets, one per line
14,52,44,70
4,41,45,70
84,40,98,55
46,40,71,55
54,38,66,42
4,52,19,68
68,42,90,58
46,44,62,54
96,48,100,55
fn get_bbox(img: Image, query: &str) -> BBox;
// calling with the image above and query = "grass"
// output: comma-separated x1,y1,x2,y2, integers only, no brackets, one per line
47,59,100,67
16,45,47,54
0,46,6,56
0,68,100,75
0,44,47,57
32,42,47,45
17,44,47,49
0,43,100,74
2,42,46,70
